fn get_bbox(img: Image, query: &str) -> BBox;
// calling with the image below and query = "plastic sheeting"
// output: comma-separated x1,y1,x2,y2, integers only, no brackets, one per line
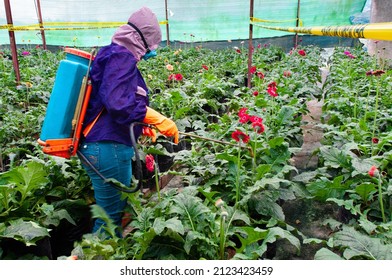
0,0,367,47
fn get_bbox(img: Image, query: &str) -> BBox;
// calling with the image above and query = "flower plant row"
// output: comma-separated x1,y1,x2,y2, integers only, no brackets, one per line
0,41,391,260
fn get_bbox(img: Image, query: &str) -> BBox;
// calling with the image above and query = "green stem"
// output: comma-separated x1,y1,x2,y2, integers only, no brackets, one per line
363,82,372,123
353,88,358,119
235,145,241,206
154,163,161,203
252,136,257,173
377,173,386,223
371,79,380,156
219,215,226,260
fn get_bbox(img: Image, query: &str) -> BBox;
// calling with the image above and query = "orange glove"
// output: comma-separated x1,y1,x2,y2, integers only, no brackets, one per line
142,126,157,142
143,107,179,144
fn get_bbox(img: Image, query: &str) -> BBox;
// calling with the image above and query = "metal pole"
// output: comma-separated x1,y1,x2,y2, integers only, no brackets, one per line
4,0,21,83
294,0,301,48
247,0,254,88
35,0,47,49
165,0,170,46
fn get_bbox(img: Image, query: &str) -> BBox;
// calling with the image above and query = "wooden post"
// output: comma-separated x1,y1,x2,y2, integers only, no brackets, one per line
35,0,47,49
294,0,301,48
165,0,170,46
4,0,21,83
247,0,254,88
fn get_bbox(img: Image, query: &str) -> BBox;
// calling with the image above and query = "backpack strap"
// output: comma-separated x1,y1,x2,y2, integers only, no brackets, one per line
82,108,104,137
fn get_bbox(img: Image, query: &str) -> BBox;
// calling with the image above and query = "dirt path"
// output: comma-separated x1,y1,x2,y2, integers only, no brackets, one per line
276,52,338,259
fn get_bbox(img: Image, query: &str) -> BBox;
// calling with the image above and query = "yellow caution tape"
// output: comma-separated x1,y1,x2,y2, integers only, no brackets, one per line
251,17,303,26
252,21,392,41
0,21,168,31
0,24,12,30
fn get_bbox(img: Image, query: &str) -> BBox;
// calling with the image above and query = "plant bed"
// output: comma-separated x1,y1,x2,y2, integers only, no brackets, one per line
1,44,391,260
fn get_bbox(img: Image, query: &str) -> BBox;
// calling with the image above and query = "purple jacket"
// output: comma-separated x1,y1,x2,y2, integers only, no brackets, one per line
83,7,162,146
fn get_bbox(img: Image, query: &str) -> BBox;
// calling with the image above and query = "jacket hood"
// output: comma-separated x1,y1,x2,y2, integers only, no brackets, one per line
112,6,162,60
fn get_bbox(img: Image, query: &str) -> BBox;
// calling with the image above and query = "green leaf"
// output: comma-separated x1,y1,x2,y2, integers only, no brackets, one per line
275,106,295,126
1,161,49,202
333,226,392,260
164,217,185,235
355,183,376,202
314,248,344,260
41,207,76,227
319,146,351,169
250,193,285,221
327,198,362,216
308,176,348,201
0,219,50,246
184,230,217,255
292,170,319,183
358,217,377,235
216,152,238,163
169,188,211,232
268,137,285,148
90,204,118,238
235,226,269,253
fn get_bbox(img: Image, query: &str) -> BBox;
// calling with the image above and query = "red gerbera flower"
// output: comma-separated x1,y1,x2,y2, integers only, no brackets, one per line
175,73,183,81
231,130,250,144
372,138,379,144
252,91,259,96
250,116,263,123
252,121,265,134
202,64,209,70
250,66,257,74
239,114,250,124
145,154,155,172
267,81,278,97
298,49,306,56
368,165,379,177
238,107,248,118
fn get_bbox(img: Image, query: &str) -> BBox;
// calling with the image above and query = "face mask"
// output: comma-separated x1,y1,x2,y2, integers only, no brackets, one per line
143,50,157,60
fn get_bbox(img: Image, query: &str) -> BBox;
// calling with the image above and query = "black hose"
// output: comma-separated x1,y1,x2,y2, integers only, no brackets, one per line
77,122,151,193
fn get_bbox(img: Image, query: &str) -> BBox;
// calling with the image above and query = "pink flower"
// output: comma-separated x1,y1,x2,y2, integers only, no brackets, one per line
231,130,250,143
145,154,155,172
368,165,379,177
283,70,292,77
166,64,174,71
22,51,31,56
256,72,264,79
344,50,356,59
298,49,306,56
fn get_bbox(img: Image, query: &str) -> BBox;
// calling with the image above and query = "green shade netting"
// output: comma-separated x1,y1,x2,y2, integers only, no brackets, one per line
0,0,366,47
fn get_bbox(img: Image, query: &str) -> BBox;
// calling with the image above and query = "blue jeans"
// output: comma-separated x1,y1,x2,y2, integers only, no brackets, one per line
78,141,134,234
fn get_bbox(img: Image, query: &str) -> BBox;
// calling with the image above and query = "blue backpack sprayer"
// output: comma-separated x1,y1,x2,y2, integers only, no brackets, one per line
38,48,146,193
